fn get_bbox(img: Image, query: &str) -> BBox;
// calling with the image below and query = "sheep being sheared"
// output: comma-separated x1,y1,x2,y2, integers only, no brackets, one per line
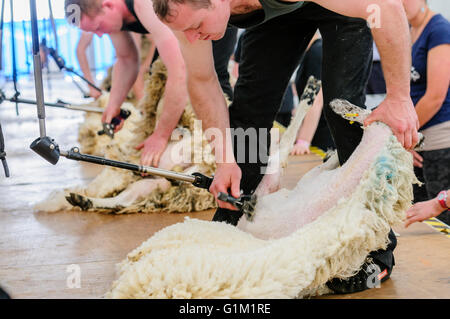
106,98,418,299
77,93,141,158
49,77,321,214
64,128,217,213
34,59,217,214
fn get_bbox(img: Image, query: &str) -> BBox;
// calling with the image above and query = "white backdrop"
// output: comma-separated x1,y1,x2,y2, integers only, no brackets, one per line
2,0,66,22
428,0,450,20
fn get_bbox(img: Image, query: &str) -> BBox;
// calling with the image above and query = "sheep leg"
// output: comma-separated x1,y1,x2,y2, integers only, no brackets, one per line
255,77,320,197
66,178,171,211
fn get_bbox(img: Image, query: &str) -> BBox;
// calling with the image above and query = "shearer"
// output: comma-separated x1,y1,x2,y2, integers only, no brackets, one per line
64,0,237,167
151,0,420,294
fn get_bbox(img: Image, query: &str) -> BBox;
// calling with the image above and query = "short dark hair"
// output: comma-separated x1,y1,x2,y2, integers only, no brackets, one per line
153,0,211,22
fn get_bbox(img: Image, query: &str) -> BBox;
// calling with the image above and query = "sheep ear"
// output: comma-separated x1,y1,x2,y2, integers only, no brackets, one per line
330,99,371,125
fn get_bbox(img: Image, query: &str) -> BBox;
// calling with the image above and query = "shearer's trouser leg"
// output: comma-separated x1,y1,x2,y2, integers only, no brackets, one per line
213,9,317,224
212,26,238,101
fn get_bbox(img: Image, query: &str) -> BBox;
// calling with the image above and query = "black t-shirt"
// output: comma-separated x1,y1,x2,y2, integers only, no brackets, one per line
121,0,149,34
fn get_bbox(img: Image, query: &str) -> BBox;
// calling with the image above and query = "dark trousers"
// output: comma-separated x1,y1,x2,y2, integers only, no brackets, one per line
212,26,238,101
213,3,397,270
157,27,237,100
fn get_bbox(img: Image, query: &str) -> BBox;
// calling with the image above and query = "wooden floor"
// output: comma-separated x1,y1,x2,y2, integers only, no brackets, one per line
0,78,449,299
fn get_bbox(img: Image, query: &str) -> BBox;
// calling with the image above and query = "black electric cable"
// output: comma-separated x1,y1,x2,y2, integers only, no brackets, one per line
48,47,102,94
47,0,58,53
0,121,9,177
46,0,99,97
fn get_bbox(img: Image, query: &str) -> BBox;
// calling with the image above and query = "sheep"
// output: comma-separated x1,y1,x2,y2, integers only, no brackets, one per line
46,77,321,214
106,98,417,299
34,59,216,214
77,95,141,158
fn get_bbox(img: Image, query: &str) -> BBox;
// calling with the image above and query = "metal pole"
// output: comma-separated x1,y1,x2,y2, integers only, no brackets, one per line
0,0,5,71
67,68,102,93
44,18,52,95
48,0,58,52
48,47,102,94
22,20,30,74
30,0,47,138
5,97,103,113
61,148,198,184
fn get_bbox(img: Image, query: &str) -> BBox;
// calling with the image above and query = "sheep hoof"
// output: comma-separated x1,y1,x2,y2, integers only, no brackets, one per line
66,193,93,211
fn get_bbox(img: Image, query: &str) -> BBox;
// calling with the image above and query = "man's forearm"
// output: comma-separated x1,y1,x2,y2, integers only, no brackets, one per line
153,77,188,140
371,1,411,99
76,32,95,86
108,57,139,109
188,76,235,164
77,49,96,86
312,0,411,98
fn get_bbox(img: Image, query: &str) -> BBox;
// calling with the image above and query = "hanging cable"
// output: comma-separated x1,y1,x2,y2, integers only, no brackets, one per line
9,0,19,115
47,0,58,53
22,19,31,74
0,121,9,177
0,0,5,72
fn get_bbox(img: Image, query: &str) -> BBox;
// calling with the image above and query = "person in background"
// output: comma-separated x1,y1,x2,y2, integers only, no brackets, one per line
76,31,156,100
401,0,450,225
128,32,157,101
366,42,386,95
405,189,449,227
76,32,102,99
66,0,189,169
291,32,335,155
39,38,50,70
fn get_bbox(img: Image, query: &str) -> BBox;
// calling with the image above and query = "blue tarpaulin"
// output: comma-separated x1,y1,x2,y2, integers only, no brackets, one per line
1,18,115,78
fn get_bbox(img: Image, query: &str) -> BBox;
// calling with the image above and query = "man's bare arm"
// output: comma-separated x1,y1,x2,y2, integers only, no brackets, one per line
128,0,190,167
175,33,235,162
76,32,100,98
130,33,156,101
102,31,139,124
305,0,419,149
135,0,188,141
308,0,411,96
174,32,241,209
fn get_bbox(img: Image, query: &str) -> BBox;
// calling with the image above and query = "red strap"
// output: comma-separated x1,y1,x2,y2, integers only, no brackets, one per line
437,191,448,209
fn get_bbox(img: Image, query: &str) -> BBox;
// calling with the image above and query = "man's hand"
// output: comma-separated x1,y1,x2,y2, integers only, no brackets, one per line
101,105,124,132
409,150,423,168
209,162,242,211
135,133,169,167
291,139,311,156
89,88,102,100
364,97,420,150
